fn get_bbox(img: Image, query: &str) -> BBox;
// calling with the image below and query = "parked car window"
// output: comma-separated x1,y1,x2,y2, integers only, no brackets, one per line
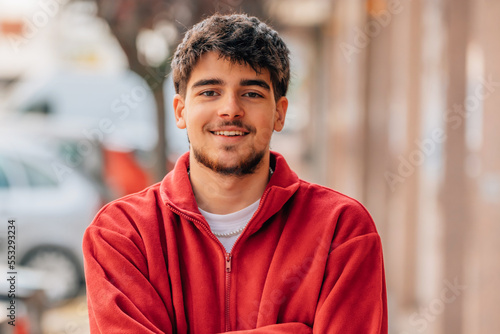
22,161,58,187
0,154,29,188
0,157,10,188
0,165,8,188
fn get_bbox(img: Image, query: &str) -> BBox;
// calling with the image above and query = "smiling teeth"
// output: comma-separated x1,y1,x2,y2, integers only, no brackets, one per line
214,131,245,136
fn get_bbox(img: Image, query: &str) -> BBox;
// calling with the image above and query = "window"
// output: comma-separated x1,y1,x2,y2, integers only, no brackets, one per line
0,165,8,188
23,161,58,187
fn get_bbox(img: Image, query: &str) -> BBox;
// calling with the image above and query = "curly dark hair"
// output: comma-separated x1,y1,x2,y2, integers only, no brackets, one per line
171,13,290,101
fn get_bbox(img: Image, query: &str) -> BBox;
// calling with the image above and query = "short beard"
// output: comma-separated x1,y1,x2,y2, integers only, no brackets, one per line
192,145,265,177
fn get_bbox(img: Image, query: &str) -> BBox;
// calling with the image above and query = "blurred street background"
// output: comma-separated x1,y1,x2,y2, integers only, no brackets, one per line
0,0,499,333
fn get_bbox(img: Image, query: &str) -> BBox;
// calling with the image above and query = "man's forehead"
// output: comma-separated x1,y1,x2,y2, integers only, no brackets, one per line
187,52,271,86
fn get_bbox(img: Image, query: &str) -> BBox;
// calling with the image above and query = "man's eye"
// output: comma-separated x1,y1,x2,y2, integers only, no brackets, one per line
201,90,218,97
243,92,263,98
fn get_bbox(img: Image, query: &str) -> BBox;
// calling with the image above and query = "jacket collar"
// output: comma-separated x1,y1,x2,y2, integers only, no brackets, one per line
160,151,300,227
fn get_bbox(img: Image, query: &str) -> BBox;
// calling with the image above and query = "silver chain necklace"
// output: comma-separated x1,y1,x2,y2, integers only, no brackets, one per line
213,226,246,237
195,166,274,238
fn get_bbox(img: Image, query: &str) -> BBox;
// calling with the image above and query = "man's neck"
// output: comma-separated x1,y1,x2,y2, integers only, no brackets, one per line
188,153,271,215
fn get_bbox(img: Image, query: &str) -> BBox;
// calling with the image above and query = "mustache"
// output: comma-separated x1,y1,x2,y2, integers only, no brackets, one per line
205,120,256,134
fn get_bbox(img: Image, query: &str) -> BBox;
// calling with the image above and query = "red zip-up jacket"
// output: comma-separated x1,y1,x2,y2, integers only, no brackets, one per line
83,152,388,333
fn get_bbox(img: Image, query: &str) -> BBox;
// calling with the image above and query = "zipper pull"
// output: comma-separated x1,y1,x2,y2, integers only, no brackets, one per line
225,253,232,273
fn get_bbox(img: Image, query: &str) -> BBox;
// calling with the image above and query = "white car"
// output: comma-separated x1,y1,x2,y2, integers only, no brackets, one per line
0,134,102,304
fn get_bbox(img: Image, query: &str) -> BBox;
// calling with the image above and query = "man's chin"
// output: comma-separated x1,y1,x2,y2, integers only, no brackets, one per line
192,148,266,177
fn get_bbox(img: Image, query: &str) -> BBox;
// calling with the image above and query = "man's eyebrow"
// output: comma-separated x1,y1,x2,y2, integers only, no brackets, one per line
191,78,225,89
240,79,271,91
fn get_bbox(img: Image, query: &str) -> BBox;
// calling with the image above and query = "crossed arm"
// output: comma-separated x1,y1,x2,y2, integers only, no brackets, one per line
83,222,387,334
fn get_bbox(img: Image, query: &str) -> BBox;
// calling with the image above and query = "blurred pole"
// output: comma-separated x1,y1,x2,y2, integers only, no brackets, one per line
469,1,500,332
152,82,167,180
362,0,423,316
442,0,471,332
327,0,367,199
94,0,170,182
361,0,392,241
311,24,330,186
401,0,422,310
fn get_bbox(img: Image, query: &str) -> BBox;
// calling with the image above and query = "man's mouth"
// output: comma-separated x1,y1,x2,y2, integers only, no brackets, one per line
211,130,248,137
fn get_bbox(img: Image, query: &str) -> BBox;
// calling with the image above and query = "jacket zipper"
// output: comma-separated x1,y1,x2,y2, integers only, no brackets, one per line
166,204,233,332
221,188,272,332
225,253,232,332
166,188,272,332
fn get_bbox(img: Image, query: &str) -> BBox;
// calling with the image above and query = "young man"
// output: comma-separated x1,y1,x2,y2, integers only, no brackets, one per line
83,14,387,333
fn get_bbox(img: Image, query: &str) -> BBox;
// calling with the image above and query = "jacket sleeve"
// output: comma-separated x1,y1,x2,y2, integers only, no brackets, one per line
223,234,386,334
83,218,174,333
223,323,312,333
312,232,388,333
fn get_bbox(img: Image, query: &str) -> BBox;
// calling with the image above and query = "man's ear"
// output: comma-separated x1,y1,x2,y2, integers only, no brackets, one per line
173,94,186,129
273,96,288,132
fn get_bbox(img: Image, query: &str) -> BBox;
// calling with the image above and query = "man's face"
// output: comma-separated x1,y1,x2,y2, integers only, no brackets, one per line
173,52,288,176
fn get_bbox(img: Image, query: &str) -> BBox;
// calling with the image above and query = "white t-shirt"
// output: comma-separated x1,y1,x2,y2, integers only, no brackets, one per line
198,199,260,252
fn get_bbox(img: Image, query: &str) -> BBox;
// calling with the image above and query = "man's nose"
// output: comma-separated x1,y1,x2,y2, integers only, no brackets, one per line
218,92,244,119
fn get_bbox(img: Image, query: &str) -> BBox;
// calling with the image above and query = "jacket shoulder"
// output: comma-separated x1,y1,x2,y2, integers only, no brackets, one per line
88,182,164,234
297,180,369,209
295,180,379,237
